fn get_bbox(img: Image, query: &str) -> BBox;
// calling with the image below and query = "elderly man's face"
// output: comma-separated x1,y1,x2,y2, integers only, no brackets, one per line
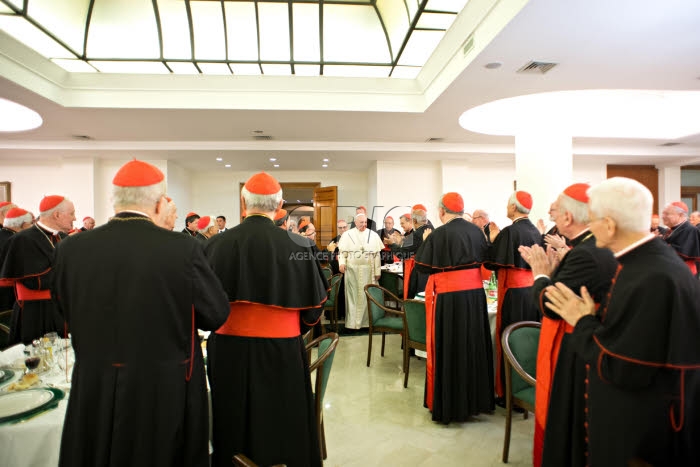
690,212,700,226
588,209,613,249
337,221,348,234
355,216,367,231
383,218,394,230
471,211,488,228
399,217,411,232
55,202,76,233
83,218,95,229
305,224,316,240
661,205,683,228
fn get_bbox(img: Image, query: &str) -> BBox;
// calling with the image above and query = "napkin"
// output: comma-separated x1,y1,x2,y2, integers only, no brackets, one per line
0,343,25,366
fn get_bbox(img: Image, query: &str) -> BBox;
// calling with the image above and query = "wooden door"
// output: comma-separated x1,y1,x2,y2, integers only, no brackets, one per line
314,186,337,249
607,165,659,214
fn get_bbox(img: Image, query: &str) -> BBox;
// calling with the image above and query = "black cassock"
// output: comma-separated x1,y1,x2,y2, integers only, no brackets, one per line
663,220,700,274
414,218,494,423
485,217,543,398
0,224,66,344
0,227,16,312
204,215,328,467
570,237,700,467
53,212,229,467
531,232,617,467
392,223,432,298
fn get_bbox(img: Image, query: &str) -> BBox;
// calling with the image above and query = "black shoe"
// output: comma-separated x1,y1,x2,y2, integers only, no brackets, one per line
495,397,506,408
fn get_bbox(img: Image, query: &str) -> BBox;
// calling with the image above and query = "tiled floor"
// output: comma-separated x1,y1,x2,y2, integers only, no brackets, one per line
319,333,534,466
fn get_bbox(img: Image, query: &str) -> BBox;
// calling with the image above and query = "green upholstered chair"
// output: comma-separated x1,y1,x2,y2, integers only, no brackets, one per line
0,323,9,351
401,299,427,388
321,266,333,281
322,273,343,333
364,284,404,367
501,321,540,463
306,332,340,462
378,270,402,309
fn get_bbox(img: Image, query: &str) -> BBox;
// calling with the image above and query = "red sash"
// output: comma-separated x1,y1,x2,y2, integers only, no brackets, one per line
495,268,534,398
403,258,415,300
424,268,482,410
216,302,300,338
15,281,51,301
480,265,491,282
0,278,14,287
684,259,697,275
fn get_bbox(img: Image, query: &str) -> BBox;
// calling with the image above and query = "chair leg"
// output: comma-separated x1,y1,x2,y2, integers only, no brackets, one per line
381,332,386,357
403,341,410,388
366,329,373,367
321,417,327,460
503,399,512,463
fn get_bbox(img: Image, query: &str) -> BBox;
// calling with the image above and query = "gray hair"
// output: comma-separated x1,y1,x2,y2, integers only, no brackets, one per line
40,198,72,218
508,192,531,214
112,181,166,210
241,186,282,212
412,209,427,224
3,212,32,229
558,193,589,224
588,177,652,233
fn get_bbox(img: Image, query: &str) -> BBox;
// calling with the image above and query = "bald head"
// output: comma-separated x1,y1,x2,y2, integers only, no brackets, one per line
472,209,489,228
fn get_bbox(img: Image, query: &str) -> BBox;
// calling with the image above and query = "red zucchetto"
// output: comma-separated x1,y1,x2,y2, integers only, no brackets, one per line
442,192,464,213
197,216,210,230
5,207,28,219
515,191,533,210
244,172,281,195
671,201,688,213
39,195,65,212
563,183,590,204
112,159,165,187
274,209,288,221
412,204,427,212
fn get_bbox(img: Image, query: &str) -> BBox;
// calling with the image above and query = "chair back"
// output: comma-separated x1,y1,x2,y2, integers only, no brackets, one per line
308,333,339,404
378,270,401,299
502,321,540,395
0,323,9,350
321,266,333,281
402,299,427,344
365,284,387,322
325,273,342,307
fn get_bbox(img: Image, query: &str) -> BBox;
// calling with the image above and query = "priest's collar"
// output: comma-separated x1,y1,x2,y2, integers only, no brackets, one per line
115,209,150,218
614,233,655,258
570,228,590,242
512,216,529,223
36,220,59,235
668,219,687,231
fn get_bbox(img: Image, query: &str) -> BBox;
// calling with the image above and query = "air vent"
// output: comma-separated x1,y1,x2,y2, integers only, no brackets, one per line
517,61,558,74
426,137,445,143
462,34,474,57
660,142,681,147
253,135,273,141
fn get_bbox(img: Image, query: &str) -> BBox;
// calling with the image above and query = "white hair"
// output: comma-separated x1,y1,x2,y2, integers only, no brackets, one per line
40,198,72,218
412,209,427,224
508,192,530,214
354,213,367,220
588,177,652,233
241,186,282,212
112,181,166,210
3,212,32,229
558,193,589,224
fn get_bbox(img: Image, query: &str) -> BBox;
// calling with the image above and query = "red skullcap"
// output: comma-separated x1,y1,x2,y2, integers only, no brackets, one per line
385,216,394,222
186,212,198,218
112,159,164,187
244,172,281,195
402,213,411,220
298,219,309,231
82,216,92,222
515,191,533,210
563,183,590,204
274,209,288,221
412,204,427,212
0,201,13,209
357,206,367,212
196,216,210,230
671,201,689,213
40,195,65,212
442,192,464,213
651,214,660,219
5,207,28,219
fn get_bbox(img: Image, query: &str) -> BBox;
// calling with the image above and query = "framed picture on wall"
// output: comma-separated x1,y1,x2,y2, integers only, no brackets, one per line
0,182,10,202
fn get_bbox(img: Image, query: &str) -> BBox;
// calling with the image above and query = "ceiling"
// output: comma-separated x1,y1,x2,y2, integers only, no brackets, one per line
1,0,700,173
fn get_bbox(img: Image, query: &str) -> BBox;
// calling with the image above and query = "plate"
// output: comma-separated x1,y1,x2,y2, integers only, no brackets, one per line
0,369,14,385
0,388,56,422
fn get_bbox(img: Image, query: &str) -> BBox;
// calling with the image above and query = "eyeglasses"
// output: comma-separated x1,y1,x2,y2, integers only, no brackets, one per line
472,216,484,219
337,225,348,230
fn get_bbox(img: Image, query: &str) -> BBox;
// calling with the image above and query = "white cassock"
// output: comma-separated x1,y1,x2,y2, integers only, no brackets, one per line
338,227,384,329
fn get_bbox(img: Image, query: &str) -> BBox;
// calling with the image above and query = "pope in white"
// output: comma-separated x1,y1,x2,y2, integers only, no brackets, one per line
338,213,384,329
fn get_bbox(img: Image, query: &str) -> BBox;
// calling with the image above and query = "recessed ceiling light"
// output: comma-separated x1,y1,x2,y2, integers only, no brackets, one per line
484,62,502,69
273,164,280,168
269,157,277,162
322,164,328,168
322,158,329,162
224,164,231,168
0,98,43,132
216,157,223,161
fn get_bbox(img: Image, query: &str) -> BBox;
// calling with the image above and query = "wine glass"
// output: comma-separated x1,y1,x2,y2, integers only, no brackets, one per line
24,346,41,375
43,332,58,371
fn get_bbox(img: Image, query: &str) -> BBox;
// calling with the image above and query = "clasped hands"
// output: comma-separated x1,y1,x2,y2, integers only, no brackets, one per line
543,282,596,327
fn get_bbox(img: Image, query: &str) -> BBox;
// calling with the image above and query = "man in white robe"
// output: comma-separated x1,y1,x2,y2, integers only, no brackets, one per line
338,213,384,329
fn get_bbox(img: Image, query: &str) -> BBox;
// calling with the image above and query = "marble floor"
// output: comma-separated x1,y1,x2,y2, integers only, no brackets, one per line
317,332,534,467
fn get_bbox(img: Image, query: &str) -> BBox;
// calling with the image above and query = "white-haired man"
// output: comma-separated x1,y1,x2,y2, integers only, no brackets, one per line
519,184,618,467
0,207,34,313
0,201,17,225
545,177,700,467
386,204,432,299
52,160,229,467
472,209,492,243
414,192,493,423
338,212,384,330
0,195,74,345
204,172,328,467
661,201,700,275
485,191,543,402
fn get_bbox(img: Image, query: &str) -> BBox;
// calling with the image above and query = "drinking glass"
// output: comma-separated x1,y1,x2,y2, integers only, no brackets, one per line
24,346,41,375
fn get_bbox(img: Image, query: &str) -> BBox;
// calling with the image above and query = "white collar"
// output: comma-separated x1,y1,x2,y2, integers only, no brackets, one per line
614,233,655,258
36,220,59,235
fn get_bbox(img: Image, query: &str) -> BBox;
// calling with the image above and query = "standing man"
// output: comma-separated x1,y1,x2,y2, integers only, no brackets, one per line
486,191,543,402
397,213,413,238
545,177,700,467
216,215,227,232
182,212,207,241
350,206,377,231
414,192,493,423
274,208,289,229
650,214,667,235
338,213,384,330
519,184,618,467
661,201,700,274
387,205,432,299
0,195,73,344
53,160,229,467
377,216,398,265
472,209,491,244
0,208,34,313
80,216,95,231
205,172,328,467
